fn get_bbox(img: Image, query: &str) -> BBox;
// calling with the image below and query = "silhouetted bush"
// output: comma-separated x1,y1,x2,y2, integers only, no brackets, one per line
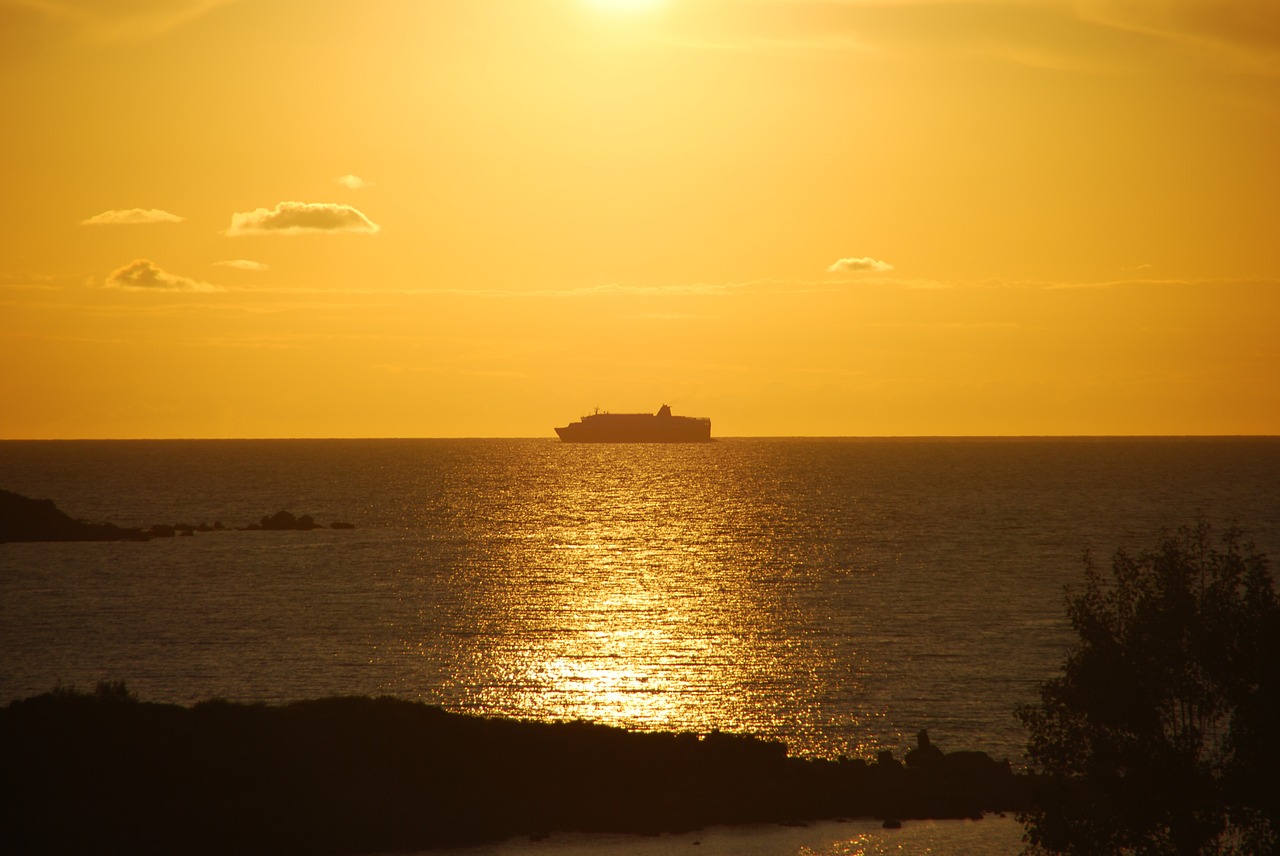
1018,522,1280,854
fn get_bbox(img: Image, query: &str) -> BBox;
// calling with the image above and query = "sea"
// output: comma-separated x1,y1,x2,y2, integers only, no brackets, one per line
3,437,1279,855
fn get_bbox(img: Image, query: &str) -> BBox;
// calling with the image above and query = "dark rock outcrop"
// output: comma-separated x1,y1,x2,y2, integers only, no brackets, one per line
0,489,148,543
258,510,320,530
905,728,946,770
248,511,354,531
1,492,357,542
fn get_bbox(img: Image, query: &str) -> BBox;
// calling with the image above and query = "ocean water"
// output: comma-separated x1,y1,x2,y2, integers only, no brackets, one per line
3,437,1280,855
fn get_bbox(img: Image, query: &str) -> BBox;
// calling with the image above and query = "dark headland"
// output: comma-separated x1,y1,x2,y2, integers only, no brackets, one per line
0,684,1028,856
0,489,354,542
0,487,150,542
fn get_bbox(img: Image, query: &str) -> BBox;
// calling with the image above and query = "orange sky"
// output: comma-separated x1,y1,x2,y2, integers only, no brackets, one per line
2,0,1278,438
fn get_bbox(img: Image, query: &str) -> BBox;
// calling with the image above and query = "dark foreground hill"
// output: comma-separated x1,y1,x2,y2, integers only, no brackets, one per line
0,685,1028,855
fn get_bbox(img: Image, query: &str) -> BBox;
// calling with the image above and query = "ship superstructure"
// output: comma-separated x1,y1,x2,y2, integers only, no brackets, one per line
555,404,711,443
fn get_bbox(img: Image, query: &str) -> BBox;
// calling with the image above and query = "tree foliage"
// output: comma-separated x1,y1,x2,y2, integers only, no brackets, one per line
1018,521,1280,855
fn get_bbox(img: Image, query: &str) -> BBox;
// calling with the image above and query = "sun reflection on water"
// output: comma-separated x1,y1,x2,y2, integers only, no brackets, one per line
419,442,886,758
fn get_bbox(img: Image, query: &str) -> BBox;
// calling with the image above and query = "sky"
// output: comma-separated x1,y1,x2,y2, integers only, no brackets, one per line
2,0,1278,438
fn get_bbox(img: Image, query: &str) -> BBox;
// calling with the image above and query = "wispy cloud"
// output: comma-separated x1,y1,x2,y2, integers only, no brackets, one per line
1,271,82,289
5,0,244,44
659,1,1248,74
941,275,1280,292
214,259,269,271
827,256,894,274
227,202,381,236
542,282,742,297
81,208,184,226
335,174,373,190
105,259,221,292
400,281,763,298
231,277,905,298
1075,0,1280,69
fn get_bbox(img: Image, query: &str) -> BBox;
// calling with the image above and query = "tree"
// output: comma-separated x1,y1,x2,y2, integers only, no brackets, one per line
1018,521,1280,855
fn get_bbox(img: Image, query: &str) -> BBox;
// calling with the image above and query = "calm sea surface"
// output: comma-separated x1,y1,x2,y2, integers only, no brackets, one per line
3,437,1279,855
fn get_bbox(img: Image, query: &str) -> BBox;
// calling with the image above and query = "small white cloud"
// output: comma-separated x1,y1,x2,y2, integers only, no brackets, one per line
226,201,381,236
81,208,185,226
214,259,269,271
335,174,373,190
105,259,220,292
827,256,894,274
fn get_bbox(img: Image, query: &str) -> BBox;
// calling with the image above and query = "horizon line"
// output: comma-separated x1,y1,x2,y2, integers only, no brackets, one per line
3,434,1278,442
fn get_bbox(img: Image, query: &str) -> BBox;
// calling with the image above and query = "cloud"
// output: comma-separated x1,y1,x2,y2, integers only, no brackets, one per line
214,259,269,271
6,0,244,44
105,259,220,292
827,256,894,274
335,174,373,190
402,281,758,298
226,202,381,236
0,272,77,291
1075,0,1280,66
81,208,184,226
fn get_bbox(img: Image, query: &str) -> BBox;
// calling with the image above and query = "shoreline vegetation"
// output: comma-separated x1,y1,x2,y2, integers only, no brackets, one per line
0,683,1029,856
0,488,354,542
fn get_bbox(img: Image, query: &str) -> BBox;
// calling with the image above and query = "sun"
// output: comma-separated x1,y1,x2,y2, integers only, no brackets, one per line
582,0,667,13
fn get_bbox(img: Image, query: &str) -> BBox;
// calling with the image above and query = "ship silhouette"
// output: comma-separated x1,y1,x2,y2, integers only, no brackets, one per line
555,404,711,443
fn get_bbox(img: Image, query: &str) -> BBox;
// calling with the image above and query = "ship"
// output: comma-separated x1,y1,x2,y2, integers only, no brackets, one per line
555,404,712,443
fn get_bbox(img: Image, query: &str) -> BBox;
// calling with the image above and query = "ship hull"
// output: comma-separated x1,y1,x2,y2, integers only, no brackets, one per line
555,409,711,443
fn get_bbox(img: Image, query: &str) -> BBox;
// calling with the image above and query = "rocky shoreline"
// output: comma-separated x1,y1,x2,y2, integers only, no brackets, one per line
0,488,353,542
1,685,1029,856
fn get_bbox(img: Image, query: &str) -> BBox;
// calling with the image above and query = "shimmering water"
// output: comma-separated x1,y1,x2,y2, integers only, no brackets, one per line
3,437,1280,854
428,816,1028,856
